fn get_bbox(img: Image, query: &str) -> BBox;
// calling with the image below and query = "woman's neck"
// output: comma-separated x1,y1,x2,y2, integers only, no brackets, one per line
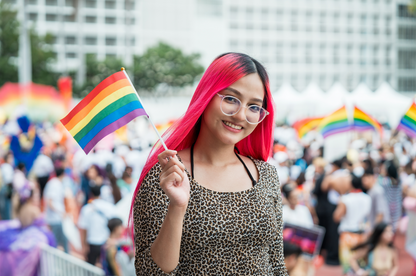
193,132,237,166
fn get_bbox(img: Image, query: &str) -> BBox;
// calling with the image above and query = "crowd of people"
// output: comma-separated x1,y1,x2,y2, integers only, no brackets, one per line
0,116,416,276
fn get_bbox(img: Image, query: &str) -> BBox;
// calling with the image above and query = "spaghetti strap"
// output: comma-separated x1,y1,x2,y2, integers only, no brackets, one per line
190,144,256,187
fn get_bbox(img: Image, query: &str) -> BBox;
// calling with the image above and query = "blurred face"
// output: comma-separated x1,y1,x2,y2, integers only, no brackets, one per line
87,166,98,179
113,225,124,239
288,189,299,207
284,254,299,272
381,225,394,244
201,73,265,146
361,174,375,189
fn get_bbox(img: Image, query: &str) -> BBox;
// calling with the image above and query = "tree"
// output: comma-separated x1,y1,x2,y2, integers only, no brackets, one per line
410,0,416,14
0,2,58,87
72,54,124,98
0,2,19,85
133,42,204,92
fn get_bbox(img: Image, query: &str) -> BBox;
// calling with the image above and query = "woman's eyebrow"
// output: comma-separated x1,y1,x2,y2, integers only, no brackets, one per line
225,87,263,104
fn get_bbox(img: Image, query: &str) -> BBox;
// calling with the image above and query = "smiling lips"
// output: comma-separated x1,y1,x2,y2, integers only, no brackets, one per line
223,120,243,130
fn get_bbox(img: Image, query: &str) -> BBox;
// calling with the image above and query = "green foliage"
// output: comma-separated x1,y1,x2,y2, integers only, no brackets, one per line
133,42,204,92
410,0,416,14
30,31,59,85
0,2,19,85
72,54,124,98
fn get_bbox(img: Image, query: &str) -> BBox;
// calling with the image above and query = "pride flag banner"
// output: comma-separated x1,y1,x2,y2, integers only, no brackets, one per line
293,117,324,139
353,106,382,135
397,102,416,138
317,106,352,138
61,70,148,154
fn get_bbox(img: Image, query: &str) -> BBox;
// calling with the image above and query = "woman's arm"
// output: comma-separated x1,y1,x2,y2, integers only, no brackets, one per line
388,249,399,276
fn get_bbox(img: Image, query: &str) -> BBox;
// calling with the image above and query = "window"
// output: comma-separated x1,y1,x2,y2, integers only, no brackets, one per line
64,15,75,22
46,14,57,21
28,13,37,21
85,36,97,45
48,35,58,44
65,36,77,45
398,78,416,92
398,4,416,19
125,17,135,25
398,50,416,69
85,0,96,8
230,23,238,29
85,16,97,23
130,37,135,46
230,40,238,48
125,0,135,9
66,52,77,58
45,0,57,5
28,0,37,4
230,6,238,16
106,53,117,58
197,0,222,17
398,26,416,40
65,0,74,7
105,17,116,24
106,37,117,46
105,0,116,9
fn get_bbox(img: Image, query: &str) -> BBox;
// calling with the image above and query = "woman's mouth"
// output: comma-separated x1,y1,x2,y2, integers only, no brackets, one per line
222,120,243,132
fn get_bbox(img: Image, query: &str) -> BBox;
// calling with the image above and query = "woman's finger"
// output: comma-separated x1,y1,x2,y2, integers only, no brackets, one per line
158,150,177,168
160,165,184,186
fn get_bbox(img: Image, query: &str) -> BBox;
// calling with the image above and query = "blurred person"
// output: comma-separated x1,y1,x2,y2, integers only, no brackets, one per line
401,160,415,197
105,163,122,204
361,167,391,229
78,185,118,265
403,184,416,276
81,164,113,205
117,166,134,198
31,149,54,199
274,151,290,185
284,241,303,276
334,175,372,274
378,160,402,231
349,223,399,276
282,184,314,228
102,218,135,276
43,166,69,253
0,152,15,220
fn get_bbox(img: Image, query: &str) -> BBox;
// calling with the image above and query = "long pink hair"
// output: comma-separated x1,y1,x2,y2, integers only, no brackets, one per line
129,53,275,232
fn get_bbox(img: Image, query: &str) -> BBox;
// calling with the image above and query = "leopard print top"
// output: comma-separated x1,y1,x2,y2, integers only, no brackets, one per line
134,157,288,276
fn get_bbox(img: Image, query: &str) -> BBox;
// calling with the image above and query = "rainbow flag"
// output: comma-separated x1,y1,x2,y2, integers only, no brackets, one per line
397,102,416,138
292,117,324,138
60,71,148,154
317,106,352,138
353,106,382,135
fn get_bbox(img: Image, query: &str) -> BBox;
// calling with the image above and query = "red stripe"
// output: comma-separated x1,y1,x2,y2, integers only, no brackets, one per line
61,71,127,125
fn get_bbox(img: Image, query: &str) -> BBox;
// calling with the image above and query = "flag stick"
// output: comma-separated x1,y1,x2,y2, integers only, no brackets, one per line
121,67,169,151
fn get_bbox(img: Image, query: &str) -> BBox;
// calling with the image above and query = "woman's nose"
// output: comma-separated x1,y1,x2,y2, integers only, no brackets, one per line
233,106,246,122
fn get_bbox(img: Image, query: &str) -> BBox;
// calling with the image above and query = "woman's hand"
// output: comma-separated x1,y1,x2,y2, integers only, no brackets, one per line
158,150,190,209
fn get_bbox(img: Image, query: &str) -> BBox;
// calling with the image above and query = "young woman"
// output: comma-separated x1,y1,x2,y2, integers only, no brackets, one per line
349,223,399,276
131,53,288,275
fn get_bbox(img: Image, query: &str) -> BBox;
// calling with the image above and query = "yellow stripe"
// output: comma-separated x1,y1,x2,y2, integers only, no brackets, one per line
69,86,136,136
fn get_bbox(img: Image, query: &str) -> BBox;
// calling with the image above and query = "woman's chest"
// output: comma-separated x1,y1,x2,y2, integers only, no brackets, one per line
182,186,280,248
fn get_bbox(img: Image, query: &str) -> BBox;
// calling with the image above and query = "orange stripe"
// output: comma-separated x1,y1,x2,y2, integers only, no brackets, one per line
64,79,130,130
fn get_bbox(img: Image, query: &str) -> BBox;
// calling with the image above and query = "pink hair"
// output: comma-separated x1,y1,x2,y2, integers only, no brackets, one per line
129,53,275,234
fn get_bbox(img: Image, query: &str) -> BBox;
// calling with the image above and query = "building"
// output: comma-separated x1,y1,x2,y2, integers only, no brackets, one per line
4,0,416,93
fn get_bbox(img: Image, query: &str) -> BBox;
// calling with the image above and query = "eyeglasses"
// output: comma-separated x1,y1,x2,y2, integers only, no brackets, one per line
217,93,269,124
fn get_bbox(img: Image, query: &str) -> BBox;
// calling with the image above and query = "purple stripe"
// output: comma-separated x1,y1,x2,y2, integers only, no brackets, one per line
83,109,147,154
397,124,416,139
322,126,352,138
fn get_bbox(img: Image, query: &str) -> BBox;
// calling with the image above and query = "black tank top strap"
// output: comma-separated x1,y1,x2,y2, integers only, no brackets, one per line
190,144,256,187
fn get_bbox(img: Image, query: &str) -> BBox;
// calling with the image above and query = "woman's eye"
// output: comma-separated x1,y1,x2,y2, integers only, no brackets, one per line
248,105,261,113
224,96,238,104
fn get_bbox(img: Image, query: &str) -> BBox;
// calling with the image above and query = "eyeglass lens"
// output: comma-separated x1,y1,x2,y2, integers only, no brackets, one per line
221,96,266,124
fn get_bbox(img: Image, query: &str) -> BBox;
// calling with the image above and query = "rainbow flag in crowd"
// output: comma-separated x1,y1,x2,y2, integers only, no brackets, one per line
397,102,416,138
292,117,324,138
353,106,382,135
61,71,148,154
317,106,352,138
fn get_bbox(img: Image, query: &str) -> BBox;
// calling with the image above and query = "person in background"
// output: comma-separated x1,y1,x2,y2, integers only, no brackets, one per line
43,166,69,253
117,166,134,198
334,175,372,275
78,185,118,265
350,223,399,276
105,163,122,204
378,160,402,232
284,241,303,276
403,184,416,276
31,149,54,199
0,152,15,220
282,184,314,228
361,167,391,229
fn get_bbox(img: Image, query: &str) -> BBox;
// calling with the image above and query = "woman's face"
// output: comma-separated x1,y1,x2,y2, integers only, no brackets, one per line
381,225,394,244
288,189,299,207
201,73,265,146
87,166,98,179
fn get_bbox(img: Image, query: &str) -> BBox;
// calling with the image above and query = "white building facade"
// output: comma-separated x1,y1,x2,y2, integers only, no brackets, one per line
5,0,416,93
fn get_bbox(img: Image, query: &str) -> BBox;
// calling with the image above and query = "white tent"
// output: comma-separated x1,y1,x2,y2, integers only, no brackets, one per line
273,83,302,120
298,83,326,116
326,82,350,111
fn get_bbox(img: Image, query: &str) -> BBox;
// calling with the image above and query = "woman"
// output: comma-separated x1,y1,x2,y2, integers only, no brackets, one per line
349,223,399,276
131,53,288,275
282,184,314,228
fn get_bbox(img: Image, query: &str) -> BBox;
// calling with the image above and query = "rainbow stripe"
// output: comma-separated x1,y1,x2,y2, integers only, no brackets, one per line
292,117,324,138
317,106,352,138
61,71,148,154
353,106,382,135
397,102,416,138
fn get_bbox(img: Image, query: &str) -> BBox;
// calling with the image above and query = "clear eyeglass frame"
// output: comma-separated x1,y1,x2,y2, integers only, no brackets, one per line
216,93,270,124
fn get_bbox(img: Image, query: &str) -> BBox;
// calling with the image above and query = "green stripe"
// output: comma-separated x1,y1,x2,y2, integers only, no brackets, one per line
404,114,416,126
74,93,138,142
322,118,348,128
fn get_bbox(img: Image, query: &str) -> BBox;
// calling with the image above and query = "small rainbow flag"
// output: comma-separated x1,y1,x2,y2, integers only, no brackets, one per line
292,117,324,138
60,71,148,154
317,106,352,138
397,102,416,138
353,106,382,135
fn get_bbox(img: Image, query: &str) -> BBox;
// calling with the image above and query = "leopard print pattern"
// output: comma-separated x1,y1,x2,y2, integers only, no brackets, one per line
134,157,288,276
